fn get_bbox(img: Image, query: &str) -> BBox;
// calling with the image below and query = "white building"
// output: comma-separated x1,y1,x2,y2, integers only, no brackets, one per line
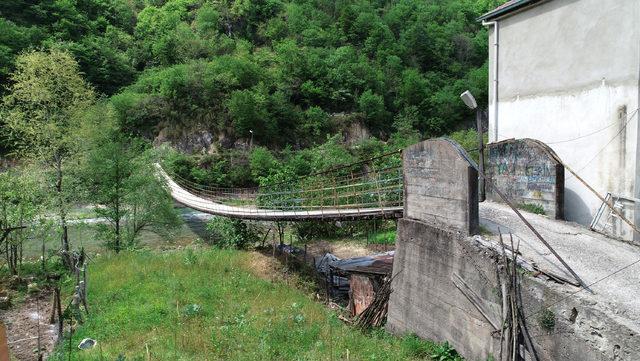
480,0,640,240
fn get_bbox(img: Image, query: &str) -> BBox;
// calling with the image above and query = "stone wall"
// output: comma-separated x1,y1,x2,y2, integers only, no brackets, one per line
403,138,479,235
486,138,564,219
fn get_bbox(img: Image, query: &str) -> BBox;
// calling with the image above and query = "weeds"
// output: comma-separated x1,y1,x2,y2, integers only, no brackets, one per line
431,341,463,361
519,203,546,215
368,229,396,244
538,308,556,331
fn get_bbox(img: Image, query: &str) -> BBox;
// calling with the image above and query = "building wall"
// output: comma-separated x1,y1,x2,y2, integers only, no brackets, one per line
487,0,640,237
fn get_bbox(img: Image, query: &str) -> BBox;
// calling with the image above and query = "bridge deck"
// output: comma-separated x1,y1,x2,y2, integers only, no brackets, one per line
162,167,403,221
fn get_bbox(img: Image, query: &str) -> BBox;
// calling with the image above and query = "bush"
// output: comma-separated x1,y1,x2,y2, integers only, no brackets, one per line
538,308,556,331
249,147,280,180
206,217,259,249
519,202,546,215
448,128,488,164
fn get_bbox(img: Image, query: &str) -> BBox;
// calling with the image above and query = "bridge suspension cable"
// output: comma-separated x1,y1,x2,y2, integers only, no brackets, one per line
158,151,404,221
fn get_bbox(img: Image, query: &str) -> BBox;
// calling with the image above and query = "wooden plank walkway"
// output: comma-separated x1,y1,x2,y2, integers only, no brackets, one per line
159,166,403,221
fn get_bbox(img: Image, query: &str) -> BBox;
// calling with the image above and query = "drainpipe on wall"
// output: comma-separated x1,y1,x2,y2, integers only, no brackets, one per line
482,20,499,142
635,31,640,242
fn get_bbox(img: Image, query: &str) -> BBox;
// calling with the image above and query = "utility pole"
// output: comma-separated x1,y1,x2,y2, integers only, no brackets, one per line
476,108,486,201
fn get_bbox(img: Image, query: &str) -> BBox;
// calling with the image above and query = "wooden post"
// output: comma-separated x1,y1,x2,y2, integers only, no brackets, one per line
49,291,57,324
0,322,9,361
84,266,88,313
41,238,46,272
272,233,276,258
55,287,63,336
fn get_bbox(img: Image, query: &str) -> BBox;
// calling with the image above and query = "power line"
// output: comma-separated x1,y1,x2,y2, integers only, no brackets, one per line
565,108,638,180
546,108,639,145
524,257,640,321
497,108,639,146
498,109,639,181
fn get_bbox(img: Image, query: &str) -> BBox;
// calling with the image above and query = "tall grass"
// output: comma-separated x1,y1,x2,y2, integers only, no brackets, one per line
50,248,448,360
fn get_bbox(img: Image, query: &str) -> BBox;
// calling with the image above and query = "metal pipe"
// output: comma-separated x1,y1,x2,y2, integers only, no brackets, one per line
482,20,499,142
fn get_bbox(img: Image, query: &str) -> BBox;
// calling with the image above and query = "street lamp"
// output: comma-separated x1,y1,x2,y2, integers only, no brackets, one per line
460,90,485,201
249,130,254,150
460,90,477,110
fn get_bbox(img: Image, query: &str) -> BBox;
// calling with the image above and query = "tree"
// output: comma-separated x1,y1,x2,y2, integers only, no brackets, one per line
2,49,94,266
249,146,280,180
0,167,41,274
81,104,180,252
358,90,389,132
227,88,275,141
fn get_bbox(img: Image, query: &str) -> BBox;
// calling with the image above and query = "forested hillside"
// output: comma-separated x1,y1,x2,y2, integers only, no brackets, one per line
1,0,499,186
1,3,500,356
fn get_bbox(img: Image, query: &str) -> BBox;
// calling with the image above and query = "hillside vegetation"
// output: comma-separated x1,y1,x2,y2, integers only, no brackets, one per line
0,2,501,358
2,0,497,151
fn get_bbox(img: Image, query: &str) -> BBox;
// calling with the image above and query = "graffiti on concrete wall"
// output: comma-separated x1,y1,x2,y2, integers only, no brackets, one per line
487,138,564,219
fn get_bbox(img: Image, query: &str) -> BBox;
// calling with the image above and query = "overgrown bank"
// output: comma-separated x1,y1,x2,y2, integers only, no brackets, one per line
49,248,459,360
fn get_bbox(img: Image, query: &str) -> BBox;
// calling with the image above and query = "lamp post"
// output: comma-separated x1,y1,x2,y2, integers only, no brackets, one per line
249,130,254,150
460,90,486,201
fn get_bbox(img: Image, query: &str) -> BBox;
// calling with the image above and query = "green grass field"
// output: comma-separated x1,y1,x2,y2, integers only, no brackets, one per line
49,248,452,361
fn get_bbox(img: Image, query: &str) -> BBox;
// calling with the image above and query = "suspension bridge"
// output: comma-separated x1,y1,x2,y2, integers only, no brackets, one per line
157,151,404,221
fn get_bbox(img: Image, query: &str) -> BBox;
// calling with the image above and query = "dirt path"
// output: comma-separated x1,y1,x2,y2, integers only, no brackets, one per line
1,290,58,360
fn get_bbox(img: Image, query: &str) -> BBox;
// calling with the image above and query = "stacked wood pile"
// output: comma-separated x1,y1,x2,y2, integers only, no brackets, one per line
355,275,393,329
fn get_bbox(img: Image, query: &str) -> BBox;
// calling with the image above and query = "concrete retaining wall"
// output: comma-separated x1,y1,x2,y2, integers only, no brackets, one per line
388,138,639,360
403,139,479,236
388,218,640,360
387,219,501,360
487,138,564,219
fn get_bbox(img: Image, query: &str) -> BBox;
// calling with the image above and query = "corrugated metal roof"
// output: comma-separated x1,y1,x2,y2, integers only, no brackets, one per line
478,0,546,21
329,252,394,276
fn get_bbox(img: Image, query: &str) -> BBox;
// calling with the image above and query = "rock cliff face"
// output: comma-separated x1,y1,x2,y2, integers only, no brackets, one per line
153,126,243,155
152,113,373,154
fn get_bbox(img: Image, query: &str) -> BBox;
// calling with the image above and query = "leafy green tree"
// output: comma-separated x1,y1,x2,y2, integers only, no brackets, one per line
0,0,500,191
0,167,42,274
64,27,136,95
2,49,94,263
227,88,275,141
81,104,181,252
358,90,389,131
205,217,258,249
301,106,330,139
249,146,280,180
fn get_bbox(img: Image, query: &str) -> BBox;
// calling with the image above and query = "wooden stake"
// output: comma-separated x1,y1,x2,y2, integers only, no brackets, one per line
50,292,58,324
0,322,9,361
55,287,63,337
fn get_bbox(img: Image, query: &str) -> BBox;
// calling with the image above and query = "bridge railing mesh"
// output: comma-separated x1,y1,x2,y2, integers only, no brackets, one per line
160,151,403,218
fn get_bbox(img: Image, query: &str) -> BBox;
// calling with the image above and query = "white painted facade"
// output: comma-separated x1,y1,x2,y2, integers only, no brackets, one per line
484,0,640,240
